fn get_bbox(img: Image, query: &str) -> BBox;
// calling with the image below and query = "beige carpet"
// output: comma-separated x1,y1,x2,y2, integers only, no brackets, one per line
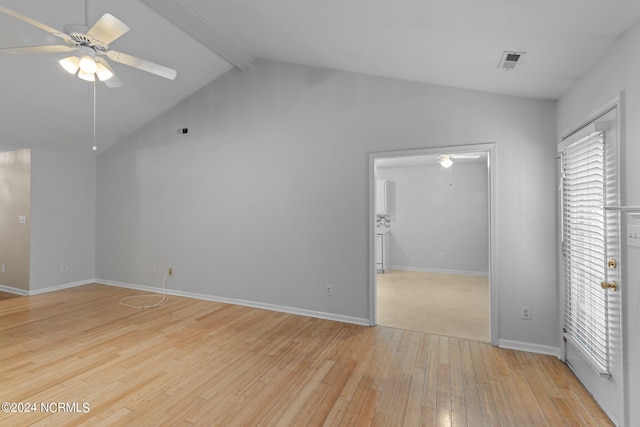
377,270,489,342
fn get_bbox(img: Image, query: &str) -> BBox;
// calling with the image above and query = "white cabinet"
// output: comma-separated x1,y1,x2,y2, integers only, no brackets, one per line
376,233,389,273
375,179,390,272
376,179,388,215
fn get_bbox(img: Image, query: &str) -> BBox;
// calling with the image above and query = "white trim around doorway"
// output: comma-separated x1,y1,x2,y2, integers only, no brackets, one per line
368,142,499,346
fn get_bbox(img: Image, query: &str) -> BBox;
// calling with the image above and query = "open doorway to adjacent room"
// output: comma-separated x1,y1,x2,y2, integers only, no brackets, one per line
370,144,496,344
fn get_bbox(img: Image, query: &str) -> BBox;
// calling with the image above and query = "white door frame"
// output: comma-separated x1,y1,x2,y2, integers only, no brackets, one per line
368,142,498,346
559,94,625,426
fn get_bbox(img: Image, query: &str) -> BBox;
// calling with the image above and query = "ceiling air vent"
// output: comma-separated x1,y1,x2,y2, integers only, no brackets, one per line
498,51,526,70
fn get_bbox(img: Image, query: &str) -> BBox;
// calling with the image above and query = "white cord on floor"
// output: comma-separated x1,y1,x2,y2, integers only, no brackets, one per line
119,272,170,309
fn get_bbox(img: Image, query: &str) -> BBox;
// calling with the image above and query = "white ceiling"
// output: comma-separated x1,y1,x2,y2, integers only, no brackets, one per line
2,0,640,154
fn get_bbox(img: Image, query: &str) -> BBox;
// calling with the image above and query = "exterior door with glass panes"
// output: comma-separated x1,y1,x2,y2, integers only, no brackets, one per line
560,105,624,425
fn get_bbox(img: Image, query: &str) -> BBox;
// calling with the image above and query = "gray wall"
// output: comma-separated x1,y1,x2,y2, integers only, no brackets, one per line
97,59,557,347
558,17,640,427
29,149,96,291
0,149,95,293
0,149,31,291
376,161,488,274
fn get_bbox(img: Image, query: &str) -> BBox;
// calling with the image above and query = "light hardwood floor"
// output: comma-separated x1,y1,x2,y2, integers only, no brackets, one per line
0,290,21,301
0,284,612,426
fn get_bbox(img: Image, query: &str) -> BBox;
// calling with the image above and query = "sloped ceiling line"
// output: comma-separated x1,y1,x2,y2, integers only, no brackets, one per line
140,0,254,70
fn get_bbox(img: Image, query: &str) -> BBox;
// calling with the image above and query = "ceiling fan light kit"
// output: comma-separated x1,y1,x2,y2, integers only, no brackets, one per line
59,47,114,82
95,63,113,81
79,54,98,74
78,69,95,82
440,155,454,168
59,55,79,74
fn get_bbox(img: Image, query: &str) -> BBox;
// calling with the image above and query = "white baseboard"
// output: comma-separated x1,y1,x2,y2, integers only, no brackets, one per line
29,279,97,296
0,284,29,296
389,265,489,276
499,339,562,359
96,278,370,327
6,279,564,357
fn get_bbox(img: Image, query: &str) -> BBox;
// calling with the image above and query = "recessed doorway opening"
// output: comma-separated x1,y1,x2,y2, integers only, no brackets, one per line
369,144,497,345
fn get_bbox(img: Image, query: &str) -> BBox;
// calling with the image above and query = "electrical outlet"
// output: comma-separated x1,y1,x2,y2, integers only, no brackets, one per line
325,285,332,296
521,306,531,320
61,264,68,271
1,265,5,273
151,266,157,275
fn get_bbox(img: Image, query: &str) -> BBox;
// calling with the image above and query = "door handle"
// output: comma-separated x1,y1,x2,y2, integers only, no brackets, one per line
601,281,618,291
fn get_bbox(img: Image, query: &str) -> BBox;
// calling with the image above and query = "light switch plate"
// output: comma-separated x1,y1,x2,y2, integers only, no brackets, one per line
628,225,640,248
18,216,27,224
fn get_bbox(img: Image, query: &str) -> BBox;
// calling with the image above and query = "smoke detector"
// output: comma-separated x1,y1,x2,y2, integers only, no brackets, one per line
498,51,526,70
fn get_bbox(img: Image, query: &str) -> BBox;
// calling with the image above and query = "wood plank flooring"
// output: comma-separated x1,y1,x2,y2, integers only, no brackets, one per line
0,284,612,426
0,290,21,301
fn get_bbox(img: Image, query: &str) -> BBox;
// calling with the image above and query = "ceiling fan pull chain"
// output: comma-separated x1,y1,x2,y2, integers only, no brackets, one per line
92,78,97,151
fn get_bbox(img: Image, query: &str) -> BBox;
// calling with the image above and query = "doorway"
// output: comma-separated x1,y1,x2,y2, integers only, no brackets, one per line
369,143,497,345
559,102,624,425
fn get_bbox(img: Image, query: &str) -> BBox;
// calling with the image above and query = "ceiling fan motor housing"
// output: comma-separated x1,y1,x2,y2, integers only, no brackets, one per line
63,23,107,50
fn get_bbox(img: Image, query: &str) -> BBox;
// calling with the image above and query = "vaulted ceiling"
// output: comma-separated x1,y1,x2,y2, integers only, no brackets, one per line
1,0,640,153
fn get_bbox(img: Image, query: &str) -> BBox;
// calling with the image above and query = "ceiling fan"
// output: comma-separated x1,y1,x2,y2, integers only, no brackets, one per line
400,153,481,168
0,4,177,87
437,153,481,168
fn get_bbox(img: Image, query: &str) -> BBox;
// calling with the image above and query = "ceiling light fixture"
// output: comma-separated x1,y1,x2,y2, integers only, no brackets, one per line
96,63,113,81
440,155,453,168
59,46,113,82
59,56,80,74
79,54,97,74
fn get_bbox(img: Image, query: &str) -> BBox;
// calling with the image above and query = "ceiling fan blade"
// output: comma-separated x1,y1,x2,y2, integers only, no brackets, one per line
95,57,123,87
0,44,77,54
103,72,123,88
105,50,177,80
451,154,481,159
404,155,440,160
0,6,72,44
87,13,130,46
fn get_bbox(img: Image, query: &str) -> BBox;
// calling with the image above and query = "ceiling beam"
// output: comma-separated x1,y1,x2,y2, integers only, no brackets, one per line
140,0,254,70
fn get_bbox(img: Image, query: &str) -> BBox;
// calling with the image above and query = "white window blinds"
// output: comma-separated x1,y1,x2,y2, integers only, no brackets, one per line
561,130,610,376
